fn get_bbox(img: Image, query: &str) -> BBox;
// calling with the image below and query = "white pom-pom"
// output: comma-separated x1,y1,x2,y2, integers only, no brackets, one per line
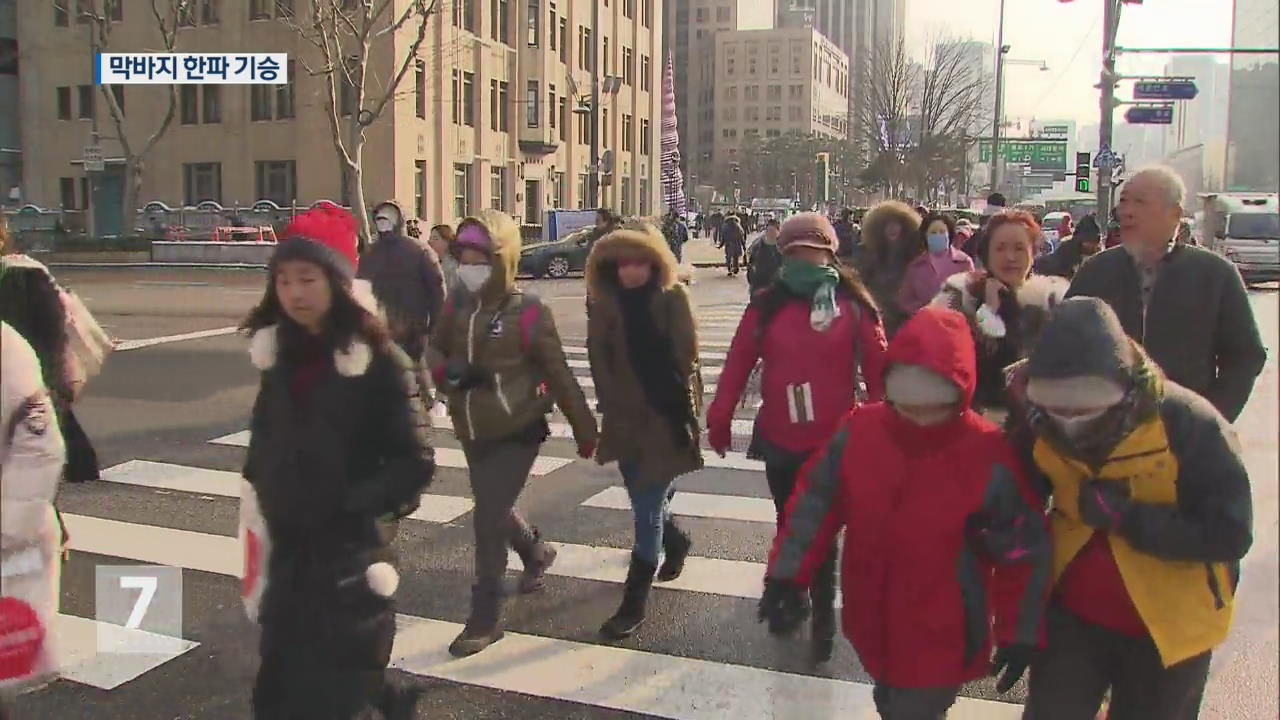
366,562,400,597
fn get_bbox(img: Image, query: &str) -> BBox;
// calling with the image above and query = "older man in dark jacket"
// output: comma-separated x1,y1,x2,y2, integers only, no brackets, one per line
1066,167,1266,422
358,200,446,365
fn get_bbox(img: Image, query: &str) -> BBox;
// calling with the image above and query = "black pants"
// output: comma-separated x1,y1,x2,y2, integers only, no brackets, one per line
724,247,742,274
871,683,960,720
1023,605,1211,720
765,447,837,620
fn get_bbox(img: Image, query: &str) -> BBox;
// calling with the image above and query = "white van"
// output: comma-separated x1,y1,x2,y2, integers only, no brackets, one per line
1201,193,1280,283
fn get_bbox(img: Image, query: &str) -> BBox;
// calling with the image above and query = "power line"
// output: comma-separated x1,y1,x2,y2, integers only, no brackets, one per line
1026,10,1103,119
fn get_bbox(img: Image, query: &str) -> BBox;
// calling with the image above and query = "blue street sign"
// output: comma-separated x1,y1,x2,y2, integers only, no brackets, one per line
1133,80,1199,101
1125,104,1175,125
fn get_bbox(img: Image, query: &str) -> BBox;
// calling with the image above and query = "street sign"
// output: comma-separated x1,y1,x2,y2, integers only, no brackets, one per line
82,145,104,172
1133,79,1198,101
1125,104,1175,125
977,139,1068,171
1093,148,1118,169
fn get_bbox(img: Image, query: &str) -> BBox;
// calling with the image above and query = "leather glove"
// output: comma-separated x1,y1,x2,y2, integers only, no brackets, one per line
445,362,488,392
991,643,1035,693
577,440,596,460
706,420,731,458
757,578,810,636
1078,479,1131,531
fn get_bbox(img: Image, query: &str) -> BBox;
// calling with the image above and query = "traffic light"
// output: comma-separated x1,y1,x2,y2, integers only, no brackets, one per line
1075,151,1091,193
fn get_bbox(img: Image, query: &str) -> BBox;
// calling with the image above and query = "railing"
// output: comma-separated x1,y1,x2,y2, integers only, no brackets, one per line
140,199,350,242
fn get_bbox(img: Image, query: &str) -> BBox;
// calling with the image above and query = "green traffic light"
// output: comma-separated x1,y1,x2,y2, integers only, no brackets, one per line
1075,178,1091,193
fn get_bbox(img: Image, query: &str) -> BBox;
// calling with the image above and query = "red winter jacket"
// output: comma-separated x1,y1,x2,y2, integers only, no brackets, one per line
767,307,1050,688
707,293,887,456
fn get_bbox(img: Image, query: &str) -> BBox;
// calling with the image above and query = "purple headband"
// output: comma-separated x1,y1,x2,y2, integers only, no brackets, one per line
455,224,493,253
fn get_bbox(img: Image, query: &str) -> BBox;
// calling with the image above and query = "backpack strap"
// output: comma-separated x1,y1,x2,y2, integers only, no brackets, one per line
517,298,542,355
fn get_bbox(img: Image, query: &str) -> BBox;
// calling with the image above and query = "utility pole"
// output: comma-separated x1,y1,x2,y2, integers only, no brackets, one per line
990,0,1007,193
588,0,600,209
1097,0,1121,229
86,11,100,239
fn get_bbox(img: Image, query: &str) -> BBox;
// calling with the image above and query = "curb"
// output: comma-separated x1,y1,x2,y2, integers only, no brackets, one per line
47,262,269,271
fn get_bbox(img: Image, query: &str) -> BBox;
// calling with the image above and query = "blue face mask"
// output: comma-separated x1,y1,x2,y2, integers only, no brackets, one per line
927,233,950,254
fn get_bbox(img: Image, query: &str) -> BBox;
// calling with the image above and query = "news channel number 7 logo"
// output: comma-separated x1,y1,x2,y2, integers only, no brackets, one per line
94,565,186,655
96,53,289,84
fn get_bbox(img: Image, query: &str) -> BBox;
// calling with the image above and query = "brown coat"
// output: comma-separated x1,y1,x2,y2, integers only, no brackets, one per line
586,225,704,486
855,201,922,337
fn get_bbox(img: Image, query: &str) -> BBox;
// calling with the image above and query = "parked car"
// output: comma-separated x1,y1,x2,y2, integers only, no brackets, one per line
518,227,596,278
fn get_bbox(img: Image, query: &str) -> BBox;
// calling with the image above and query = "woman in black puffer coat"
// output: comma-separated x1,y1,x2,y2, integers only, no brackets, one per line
238,206,436,720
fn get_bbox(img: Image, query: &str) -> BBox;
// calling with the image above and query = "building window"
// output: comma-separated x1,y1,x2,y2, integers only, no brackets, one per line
640,55,650,91
183,162,222,205
602,108,609,148
623,47,633,86
620,176,631,216
277,61,296,118
462,71,475,126
490,0,509,43
603,37,609,76
276,0,294,18
451,69,460,124
622,113,632,152
340,58,358,117
745,85,759,101
558,96,567,141
108,85,125,116
623,0,634,19
789,106,803,121
414,161,426,219
452,0,475,31
642,0,651,28
716,6,730,22
250,0,270,19
415,61,426,118
558,18,567,63
498,81,509,131
59,177,76,209
576,173,588,209
77,85,93,119
181,85,198,124
251,85,272,121
56,87,71,119
767,106,781,121
789,84,803,100
526,0,539,46
553,171,565,209
255,160,296,205
578,27,592,71
640,118,650,155
489,80,498,131
202,85,221,123
55,2,68,25
726,86,737,100
639,178,649,215
490,167,507,210
745,107,759,122
526,80,539,128
548,5,556,51
768,84,781,101
200,0,220,24
695,8,707,22
453,163,472,219
548,84,556,129
577,110,589,145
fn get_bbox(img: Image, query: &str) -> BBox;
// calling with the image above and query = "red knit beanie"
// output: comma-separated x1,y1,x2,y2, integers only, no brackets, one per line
272,206,360,279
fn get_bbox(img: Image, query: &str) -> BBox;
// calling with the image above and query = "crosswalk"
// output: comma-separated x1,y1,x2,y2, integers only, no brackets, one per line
28,300,1026,718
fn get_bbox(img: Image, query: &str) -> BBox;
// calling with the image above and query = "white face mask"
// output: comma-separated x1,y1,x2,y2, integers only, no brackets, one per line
457,264,493,293
374,217,395,234
1047,407,1110,439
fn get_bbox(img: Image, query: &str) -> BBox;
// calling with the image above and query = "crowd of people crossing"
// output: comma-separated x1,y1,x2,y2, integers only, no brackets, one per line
0,162,1267,719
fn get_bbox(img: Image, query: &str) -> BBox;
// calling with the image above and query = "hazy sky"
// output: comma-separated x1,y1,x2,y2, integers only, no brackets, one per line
740,0,1238,126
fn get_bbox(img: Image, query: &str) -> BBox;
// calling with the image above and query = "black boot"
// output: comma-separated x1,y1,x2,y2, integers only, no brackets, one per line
448,581,505,657
809,549,838,664
600,554,657,640
656,520,691,582
512,525,558,594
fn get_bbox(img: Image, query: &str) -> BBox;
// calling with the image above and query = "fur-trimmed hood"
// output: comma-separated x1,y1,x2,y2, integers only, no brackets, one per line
585,223,681,298
860,201,922,265
939,271,1068,316
455,209,523,302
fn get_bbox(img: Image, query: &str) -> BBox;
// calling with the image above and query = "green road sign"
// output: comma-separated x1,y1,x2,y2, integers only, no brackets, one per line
978,139,1068,171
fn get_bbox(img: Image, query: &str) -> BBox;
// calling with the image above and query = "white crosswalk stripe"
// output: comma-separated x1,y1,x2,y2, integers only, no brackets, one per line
42,297,1019,716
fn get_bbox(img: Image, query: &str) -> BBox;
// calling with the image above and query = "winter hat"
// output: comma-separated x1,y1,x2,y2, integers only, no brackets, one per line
885,364,962,406
777,212,839,256
272,206,360,280
1073,215,1101,241
1026,297,1135,408
454,220,494,255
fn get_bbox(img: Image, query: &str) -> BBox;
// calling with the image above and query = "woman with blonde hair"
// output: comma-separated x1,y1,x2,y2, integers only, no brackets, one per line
585,222,703,639
430,209,598,657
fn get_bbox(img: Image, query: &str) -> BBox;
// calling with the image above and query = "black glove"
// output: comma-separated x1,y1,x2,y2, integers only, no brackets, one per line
1078,479,1132,531
445,361,488,392
991,643,1035,693
757,578,810,636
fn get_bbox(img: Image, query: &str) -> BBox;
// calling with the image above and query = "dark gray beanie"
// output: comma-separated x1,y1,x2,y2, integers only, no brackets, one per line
1027,297,1135,383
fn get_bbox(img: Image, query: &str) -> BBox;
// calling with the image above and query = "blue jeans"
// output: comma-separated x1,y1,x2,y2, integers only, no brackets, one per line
618,461,675,565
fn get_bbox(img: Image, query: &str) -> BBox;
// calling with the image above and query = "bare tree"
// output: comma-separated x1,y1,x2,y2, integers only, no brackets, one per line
71,0,185,233
857,38,918,198
909,35,990,201
283,0,438,245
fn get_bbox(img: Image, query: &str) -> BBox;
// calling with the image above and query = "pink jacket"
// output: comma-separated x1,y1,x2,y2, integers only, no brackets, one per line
897,248,974,315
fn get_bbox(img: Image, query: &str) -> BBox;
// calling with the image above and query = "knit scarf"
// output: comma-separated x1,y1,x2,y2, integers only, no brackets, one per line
617,284,695,448
778,259,841,331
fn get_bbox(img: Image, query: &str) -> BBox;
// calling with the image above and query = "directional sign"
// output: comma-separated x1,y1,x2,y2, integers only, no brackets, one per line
1133,79,1198,101
977,139,1068,171
1125,104,1175,125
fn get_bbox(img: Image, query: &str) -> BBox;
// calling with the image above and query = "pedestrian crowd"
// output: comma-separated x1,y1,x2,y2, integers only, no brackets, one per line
0,163,1266,720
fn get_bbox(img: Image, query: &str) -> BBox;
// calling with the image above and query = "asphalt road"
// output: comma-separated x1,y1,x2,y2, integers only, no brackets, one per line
9,267,1277,720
